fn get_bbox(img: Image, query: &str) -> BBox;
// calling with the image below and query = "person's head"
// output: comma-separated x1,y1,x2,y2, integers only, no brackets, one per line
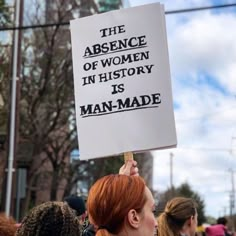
64,195,87,224
64,195,86,216
87,174,157,236
0,213,17,236
15,201,80,236
158,197,198,236
217,217,227,226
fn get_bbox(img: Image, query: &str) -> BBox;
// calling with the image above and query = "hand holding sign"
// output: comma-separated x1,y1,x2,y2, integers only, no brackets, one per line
119,159,139,176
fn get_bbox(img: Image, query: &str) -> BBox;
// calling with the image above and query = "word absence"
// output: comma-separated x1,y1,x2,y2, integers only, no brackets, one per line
70,3,177,160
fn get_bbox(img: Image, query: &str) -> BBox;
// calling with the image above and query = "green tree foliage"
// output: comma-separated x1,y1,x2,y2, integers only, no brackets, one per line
205,215,216,225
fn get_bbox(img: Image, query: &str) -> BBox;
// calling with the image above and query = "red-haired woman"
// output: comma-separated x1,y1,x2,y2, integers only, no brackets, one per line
87,174,157,236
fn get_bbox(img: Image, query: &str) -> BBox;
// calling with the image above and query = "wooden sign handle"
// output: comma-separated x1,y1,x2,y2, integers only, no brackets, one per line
124,152,133,162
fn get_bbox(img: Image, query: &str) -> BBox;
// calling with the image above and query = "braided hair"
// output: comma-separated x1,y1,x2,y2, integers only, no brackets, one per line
16,201,81,236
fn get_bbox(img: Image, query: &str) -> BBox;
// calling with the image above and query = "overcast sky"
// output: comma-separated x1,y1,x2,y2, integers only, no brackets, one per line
128,0,236,218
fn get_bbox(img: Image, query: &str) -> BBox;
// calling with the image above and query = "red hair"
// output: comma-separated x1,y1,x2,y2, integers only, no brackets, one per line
0,213,17,236
87,174,146,236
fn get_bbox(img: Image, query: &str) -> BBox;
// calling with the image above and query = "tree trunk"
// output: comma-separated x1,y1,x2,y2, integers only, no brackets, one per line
50,166,59,200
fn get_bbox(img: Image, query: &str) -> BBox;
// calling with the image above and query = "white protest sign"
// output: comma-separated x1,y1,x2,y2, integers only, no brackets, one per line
70,3,177,160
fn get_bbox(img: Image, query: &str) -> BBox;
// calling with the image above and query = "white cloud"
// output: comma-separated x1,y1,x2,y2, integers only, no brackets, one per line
169,13,236,92
130,0,236,218
128,0,236,218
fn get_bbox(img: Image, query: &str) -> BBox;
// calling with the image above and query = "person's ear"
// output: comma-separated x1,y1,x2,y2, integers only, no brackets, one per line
127,209,141,229
182,217,191,229
188,215,195,226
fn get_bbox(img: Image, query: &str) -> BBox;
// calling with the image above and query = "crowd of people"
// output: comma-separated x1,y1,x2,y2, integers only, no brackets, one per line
0,160,235,236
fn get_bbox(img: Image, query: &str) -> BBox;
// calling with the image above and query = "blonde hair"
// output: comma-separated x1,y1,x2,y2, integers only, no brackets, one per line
158,197,197,236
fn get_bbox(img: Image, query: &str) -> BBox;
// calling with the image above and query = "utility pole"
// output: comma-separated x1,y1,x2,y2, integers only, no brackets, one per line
228,168,235,231
5,0,21,217
229,136,236,230
170,152,174,196
223,206,227,216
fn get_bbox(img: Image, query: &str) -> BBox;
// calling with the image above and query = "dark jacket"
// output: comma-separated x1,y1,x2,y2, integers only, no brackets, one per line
82,224,95,236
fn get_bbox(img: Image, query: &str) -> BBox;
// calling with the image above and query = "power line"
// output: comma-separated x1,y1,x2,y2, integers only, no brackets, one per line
165,3,236,14
0,22,68,31
0,3,236,31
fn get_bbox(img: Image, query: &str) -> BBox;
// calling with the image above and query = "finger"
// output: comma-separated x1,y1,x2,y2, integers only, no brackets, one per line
130,167,139,176
132,160,137,167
